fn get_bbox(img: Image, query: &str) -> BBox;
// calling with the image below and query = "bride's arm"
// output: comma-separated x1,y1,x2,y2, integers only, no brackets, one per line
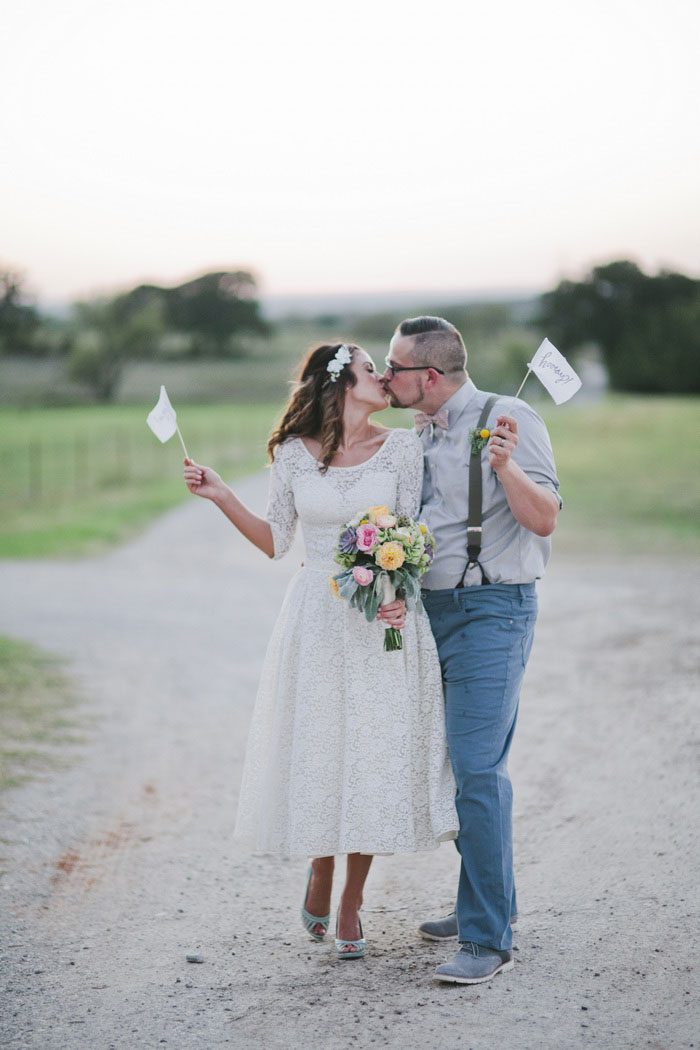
184,458,275,557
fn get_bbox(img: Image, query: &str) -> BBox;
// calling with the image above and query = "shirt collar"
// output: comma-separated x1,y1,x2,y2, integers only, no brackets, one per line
435,378,478,428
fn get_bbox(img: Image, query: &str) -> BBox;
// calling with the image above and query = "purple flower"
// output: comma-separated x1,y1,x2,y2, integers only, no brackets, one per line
338,526,358,554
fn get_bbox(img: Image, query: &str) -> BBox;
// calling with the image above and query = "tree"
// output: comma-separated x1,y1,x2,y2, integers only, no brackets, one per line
0,268,40,354
120,269,270,357
536,260,700,393
68,295,164,401
67,268,269,399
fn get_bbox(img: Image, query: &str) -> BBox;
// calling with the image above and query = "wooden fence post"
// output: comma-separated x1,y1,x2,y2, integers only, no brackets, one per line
29,440,42,504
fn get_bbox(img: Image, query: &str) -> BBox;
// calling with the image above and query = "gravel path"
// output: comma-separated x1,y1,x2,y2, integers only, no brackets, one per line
1,474,698,1050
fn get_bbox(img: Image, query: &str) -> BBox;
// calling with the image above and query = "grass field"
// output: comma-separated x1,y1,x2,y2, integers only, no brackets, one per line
0,636,84,797
0,402,284,557
542,395,700,555
0,324,390,407
0,395,698,559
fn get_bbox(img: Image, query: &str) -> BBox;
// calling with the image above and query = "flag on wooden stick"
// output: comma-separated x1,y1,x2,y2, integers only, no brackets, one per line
528,338,582,404
508,338,582,408
146,386,189,458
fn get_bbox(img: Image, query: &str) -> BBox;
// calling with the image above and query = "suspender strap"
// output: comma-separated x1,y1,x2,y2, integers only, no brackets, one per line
459,393,499,587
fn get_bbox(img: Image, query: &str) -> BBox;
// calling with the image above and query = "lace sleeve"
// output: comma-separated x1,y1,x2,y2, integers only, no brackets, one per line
394,430,424,519
265,444,298,560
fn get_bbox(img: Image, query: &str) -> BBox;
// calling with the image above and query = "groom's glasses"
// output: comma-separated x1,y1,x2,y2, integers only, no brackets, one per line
384,356,445,379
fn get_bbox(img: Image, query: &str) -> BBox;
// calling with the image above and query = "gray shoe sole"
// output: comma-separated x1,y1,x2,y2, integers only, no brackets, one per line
418,927,457,942
434,957,514,985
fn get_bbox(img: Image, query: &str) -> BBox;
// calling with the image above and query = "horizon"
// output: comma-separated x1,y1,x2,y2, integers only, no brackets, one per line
37,281,544,317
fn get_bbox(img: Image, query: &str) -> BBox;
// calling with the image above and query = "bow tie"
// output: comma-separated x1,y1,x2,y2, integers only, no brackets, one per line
414,409,449,433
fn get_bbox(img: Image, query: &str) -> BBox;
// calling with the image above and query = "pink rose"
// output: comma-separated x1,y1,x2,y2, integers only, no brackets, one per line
352,565,374,586
355,523,379,552
375,513,397,529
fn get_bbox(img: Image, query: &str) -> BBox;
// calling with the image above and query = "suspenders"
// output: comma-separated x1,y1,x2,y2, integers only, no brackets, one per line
458,394,499,588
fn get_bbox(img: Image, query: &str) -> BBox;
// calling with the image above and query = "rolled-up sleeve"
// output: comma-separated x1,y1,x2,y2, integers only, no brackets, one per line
265,445,298,559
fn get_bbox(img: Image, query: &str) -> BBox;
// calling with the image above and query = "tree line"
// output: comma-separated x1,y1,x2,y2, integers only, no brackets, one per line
0,269,269,400
2,259,699,399
535,260,700,394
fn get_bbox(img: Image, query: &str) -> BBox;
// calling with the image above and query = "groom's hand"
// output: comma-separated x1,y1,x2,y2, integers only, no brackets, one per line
377,599,406,629
488,415,518,473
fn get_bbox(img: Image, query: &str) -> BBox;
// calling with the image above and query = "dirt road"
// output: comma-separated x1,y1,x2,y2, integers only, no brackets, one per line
1,474,698,1050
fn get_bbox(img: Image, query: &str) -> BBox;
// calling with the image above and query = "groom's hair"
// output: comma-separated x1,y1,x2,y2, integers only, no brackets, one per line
397,316,467,376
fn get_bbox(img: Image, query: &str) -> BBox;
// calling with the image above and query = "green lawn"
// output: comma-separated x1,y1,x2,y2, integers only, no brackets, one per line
0,636,84,796
540,395,700,556
0,395,698,559
0,402,284,556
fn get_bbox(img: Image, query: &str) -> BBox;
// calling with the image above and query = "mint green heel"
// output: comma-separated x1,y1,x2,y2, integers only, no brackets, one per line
301,865,330,941
335,913,365,960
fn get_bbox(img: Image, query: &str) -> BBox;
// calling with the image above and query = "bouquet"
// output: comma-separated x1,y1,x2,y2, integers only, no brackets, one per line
329,505,436,652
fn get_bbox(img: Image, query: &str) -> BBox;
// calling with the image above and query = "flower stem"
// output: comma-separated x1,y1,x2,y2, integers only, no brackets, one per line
384,627,403,652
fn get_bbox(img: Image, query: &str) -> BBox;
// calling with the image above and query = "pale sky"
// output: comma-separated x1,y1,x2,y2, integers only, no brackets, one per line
2,0,699,303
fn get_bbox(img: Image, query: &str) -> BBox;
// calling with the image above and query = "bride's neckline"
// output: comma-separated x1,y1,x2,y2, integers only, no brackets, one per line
298,428,399,470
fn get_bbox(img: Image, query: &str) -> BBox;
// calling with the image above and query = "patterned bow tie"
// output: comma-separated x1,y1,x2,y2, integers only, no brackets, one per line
414,409,449,433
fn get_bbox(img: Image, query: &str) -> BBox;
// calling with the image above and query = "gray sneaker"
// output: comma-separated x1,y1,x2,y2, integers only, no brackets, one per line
418,910,518,941
418,910,459,941
435,942,514,984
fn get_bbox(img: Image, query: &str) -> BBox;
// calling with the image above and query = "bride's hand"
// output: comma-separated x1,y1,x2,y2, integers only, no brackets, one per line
377,598,406,630
183,458,226,500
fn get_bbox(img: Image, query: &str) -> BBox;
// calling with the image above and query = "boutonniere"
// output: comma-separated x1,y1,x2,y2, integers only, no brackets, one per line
468,427,490,455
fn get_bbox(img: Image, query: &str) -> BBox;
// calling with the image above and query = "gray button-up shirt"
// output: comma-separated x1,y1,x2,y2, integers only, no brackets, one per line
420,379,561,589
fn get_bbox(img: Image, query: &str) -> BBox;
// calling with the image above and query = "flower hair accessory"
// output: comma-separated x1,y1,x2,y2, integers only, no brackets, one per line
326,344,352,382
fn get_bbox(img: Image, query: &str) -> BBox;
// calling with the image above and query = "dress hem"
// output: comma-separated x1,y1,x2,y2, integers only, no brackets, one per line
235,829,458,858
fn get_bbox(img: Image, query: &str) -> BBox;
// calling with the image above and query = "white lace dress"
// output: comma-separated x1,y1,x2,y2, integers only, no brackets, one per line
234,428,458,856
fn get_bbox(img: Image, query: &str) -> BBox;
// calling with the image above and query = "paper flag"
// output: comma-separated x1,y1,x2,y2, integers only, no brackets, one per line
528,339,582,405
146,385,178,443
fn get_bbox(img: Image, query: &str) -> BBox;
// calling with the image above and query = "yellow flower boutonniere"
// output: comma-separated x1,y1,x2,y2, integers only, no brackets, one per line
468,427,490,455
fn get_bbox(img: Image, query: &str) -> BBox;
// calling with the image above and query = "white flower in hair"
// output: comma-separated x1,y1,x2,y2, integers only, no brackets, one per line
326,344,352,382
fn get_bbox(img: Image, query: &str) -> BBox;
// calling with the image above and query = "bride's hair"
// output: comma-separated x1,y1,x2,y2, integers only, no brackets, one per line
267,343,359,473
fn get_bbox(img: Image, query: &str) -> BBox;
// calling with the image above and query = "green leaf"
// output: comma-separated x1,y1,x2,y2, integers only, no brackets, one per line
336,570,359,601
364,577,382,622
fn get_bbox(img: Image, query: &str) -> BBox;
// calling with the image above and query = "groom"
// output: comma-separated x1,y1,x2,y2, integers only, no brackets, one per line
382,316,561,984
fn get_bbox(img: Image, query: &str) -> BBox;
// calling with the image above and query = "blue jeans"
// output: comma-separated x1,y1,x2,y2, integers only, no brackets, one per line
423,583,538,951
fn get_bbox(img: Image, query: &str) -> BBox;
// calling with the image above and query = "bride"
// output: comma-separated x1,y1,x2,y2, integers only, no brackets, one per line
184,342,457,959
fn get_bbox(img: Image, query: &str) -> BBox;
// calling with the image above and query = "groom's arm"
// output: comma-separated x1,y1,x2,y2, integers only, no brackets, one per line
493,459,560,536
488,413,561,538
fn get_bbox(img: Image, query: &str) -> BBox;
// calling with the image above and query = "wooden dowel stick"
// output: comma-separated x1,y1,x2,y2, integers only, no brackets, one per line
176,425,190,461
504,368,532,412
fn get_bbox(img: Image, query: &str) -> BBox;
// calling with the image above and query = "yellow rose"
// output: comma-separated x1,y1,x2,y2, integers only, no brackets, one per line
328,576,340,597
376,541,406,571
480,428,490,440
368,505,390,524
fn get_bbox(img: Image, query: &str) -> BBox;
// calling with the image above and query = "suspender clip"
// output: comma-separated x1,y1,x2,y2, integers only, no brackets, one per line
458,393,500,590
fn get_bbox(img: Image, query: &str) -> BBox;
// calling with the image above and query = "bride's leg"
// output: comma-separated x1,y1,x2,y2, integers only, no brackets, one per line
305,856,334,936
337,853,372,949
